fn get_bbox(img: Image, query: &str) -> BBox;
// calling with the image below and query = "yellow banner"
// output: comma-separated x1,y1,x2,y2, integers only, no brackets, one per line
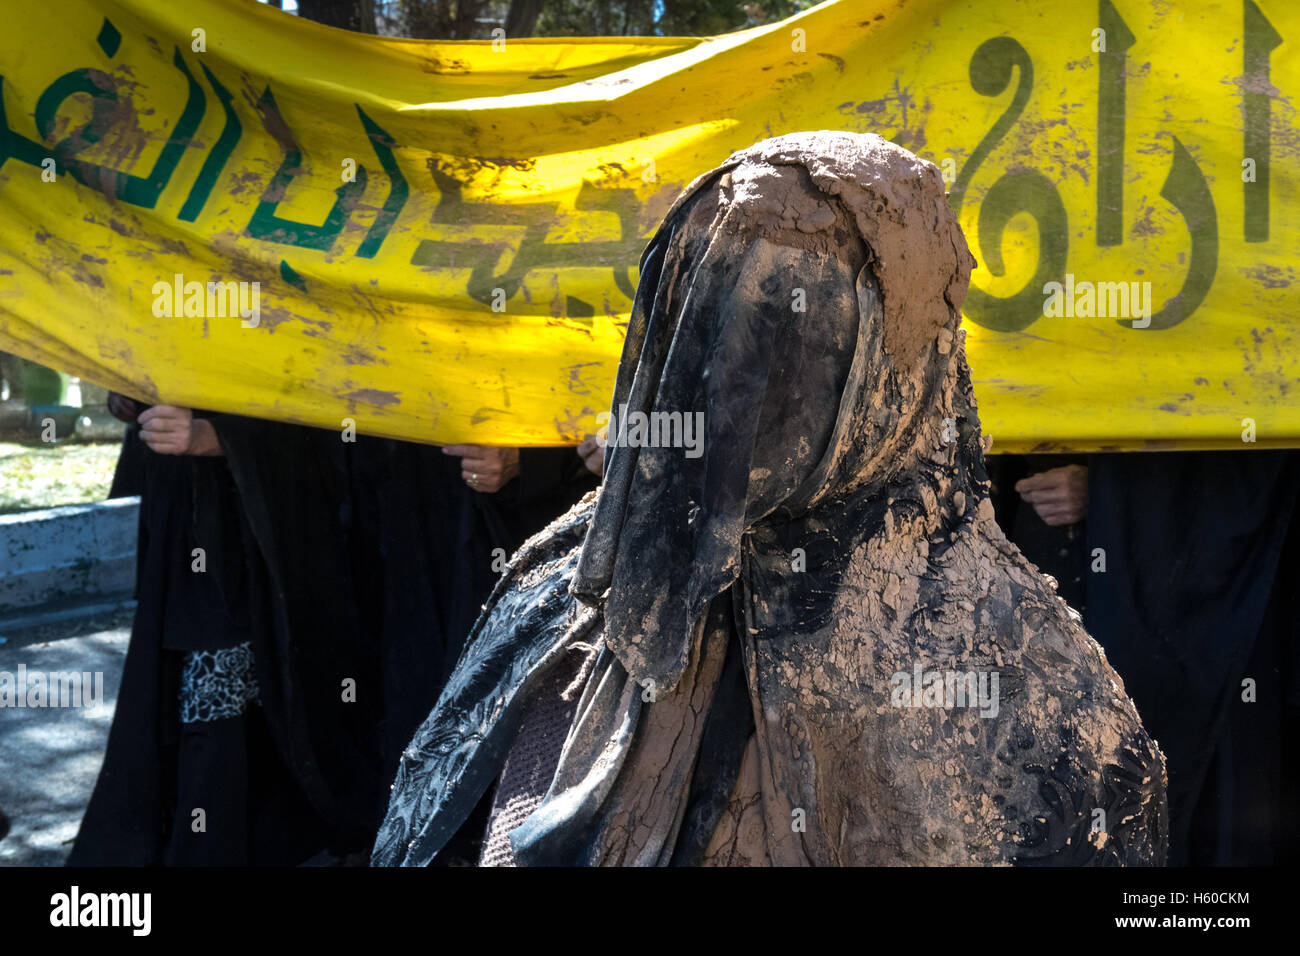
1,0,1296,450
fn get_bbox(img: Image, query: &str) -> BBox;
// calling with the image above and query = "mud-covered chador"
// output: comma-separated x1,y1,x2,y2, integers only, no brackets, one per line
374,131,1169,867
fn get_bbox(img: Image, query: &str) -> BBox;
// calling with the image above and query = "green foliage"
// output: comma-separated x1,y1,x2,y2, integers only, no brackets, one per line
366,0,822,39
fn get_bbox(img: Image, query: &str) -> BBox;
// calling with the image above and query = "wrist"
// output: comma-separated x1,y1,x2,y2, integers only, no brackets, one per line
188,419,223,456
502,448,521,484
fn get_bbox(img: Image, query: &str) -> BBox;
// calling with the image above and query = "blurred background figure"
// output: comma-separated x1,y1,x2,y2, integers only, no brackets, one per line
1084,449,1300,866
72,397,385,866
989,448,1300,865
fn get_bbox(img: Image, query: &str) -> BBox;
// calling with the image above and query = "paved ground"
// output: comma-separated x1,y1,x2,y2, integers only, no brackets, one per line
0,606,132,866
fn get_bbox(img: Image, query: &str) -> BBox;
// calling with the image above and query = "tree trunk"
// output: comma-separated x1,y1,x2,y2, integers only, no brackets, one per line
296,0,375,33
505,0,543,37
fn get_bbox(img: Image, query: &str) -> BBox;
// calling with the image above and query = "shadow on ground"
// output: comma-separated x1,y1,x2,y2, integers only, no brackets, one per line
0,607,132,866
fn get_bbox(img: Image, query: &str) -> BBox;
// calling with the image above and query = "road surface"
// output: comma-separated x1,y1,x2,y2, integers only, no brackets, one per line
0,607,131,866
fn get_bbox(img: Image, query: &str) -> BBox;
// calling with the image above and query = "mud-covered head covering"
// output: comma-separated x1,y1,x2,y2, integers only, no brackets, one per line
573,130,980,693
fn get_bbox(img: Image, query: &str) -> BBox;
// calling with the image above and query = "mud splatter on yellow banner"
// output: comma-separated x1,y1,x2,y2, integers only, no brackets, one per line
1,0,1296,449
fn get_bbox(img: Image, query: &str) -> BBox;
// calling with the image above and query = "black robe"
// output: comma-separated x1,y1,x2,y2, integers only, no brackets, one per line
985,454,1088,613
73,416,595,865
1085,449,1300,865
70,415,385,865
347,437,597,779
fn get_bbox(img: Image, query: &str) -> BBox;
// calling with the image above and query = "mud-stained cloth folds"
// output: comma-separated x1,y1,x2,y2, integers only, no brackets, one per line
374,131,1169,867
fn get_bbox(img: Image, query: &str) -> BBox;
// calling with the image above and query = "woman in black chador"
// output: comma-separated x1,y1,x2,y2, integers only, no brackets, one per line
72,390,595,867
374,131,1168,867
71,404,385,865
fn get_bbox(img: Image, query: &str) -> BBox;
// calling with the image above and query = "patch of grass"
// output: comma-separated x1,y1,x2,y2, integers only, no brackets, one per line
0,441,123,514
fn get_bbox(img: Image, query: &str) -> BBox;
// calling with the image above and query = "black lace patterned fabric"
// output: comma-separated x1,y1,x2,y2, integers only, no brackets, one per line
178,642,261,724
